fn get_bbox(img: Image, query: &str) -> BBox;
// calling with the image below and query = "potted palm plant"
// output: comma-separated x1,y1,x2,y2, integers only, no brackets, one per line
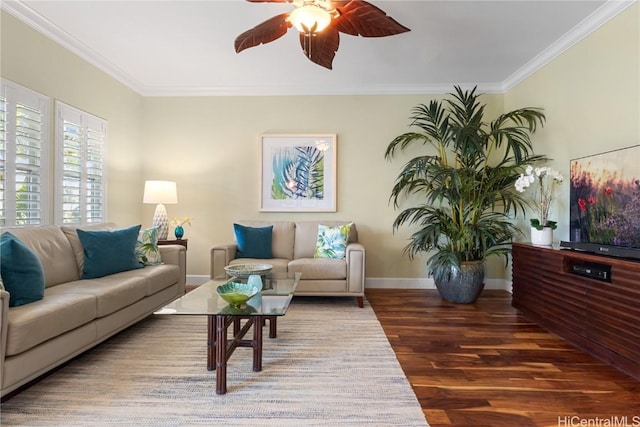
385,86,547,303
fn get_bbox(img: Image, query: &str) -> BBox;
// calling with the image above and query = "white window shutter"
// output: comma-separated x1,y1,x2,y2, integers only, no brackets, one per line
0,80,50,226
55,101,107,225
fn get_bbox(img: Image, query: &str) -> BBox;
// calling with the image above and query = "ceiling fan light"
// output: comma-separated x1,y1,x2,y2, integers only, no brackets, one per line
289,5,332,34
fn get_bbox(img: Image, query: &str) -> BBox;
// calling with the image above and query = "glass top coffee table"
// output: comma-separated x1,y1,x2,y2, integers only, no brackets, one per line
157,272,301,394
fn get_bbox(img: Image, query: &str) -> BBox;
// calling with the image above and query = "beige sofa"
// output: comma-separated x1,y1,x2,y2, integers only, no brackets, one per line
0,224,186,398
210,220,365,307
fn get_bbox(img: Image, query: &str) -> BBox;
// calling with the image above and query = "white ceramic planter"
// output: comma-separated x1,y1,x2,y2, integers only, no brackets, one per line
531,226,553,246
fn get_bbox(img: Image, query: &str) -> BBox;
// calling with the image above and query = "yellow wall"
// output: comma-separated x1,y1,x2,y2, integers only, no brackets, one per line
2,3,638,283
504,3,640,244
141,94,502,278
1,11,144,227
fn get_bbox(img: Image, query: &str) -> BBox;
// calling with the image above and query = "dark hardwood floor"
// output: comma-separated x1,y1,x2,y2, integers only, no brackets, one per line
366,289,640,427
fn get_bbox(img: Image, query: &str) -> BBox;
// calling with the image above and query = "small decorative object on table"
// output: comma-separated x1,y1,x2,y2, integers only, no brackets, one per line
216,281,261,309
247,274,263,289
515,165,564,246
224,263,273,278
171,216,192,240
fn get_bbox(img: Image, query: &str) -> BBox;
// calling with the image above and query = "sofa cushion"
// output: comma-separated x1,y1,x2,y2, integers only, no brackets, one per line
294,221,357,259
0,232,45,307
288,258,347,280
314,223,352,259
61,223,115,277
6,225,79,287
293,222,322,259
134,264,181,295
5,286,97,356
77,225,144,279
235,221,295,260
136,226,163,266
55,273,148,318
234,224,273,259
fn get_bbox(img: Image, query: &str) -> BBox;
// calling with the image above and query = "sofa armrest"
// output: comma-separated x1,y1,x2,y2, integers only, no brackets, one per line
158,245,187,294
345,243,366,294
210,244,237,280
0,290,9,386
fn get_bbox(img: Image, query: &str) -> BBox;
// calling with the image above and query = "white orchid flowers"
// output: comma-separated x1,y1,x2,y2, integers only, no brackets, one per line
515,166,564,230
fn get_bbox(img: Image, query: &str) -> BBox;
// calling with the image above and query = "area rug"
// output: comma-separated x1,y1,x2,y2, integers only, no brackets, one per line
1,297,428,426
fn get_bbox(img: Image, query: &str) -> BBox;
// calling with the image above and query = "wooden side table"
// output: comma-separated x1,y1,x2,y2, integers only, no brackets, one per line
158,239,188,249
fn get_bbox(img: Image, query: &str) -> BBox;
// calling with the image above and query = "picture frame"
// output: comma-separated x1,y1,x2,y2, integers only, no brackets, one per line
260,134,337,212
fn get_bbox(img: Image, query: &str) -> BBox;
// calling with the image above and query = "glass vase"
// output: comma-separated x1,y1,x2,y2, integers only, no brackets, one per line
174,225,184,240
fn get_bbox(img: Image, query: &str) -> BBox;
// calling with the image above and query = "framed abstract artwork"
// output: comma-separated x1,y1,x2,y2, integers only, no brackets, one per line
260,134,337,212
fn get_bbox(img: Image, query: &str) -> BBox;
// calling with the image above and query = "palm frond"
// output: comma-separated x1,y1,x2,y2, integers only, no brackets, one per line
384,132,432,159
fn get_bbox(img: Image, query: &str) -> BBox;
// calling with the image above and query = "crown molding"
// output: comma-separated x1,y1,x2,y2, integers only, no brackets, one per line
1,0,145,95
139,82,505,97
501,0,637,92
3,0,635,97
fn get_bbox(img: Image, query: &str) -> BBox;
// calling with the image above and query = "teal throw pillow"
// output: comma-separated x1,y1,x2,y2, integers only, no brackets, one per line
314,223,352,259
77,224,143,279
0,232,45,307
233,224,273,259
136,226,163,266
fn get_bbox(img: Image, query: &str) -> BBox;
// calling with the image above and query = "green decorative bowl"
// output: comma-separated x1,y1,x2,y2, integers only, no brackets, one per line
216,282,261,308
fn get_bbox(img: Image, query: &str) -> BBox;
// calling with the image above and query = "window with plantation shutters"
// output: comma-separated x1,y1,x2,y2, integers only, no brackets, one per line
0,81,50,227
55,101,107,225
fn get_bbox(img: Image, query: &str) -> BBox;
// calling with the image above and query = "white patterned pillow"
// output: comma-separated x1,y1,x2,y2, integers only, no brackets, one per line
314,223,352,259
136,227,163,266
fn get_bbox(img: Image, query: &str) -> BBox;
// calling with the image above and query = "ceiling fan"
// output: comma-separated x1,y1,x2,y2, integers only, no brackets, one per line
234,0,410,69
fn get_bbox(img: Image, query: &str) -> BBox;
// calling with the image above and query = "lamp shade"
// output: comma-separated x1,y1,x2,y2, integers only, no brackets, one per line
143,180,177,240
143,180,177,204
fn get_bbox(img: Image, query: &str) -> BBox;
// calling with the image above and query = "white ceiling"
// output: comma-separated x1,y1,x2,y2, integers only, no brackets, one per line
3,0,635,96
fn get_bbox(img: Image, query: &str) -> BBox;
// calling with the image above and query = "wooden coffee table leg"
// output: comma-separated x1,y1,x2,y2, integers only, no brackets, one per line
268,316,277,338
215,315,228,395
207,315,215,371
253,318,263,372
207,314,271,394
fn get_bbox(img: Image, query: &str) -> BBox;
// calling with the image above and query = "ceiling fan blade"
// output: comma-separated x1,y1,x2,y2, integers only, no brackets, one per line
334,0,410,37
235,13,292,53
299,28,340,69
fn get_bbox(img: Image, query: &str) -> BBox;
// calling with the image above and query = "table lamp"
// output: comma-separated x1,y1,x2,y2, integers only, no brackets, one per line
143,180,177,240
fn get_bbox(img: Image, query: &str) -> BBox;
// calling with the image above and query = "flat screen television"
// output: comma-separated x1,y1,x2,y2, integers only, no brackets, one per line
560,145,640,261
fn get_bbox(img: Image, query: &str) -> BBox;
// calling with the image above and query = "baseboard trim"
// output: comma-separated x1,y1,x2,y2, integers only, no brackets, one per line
188,274,512,292
365,277,512,292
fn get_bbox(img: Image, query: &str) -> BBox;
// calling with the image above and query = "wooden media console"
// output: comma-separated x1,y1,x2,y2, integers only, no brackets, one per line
511,242,640,381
